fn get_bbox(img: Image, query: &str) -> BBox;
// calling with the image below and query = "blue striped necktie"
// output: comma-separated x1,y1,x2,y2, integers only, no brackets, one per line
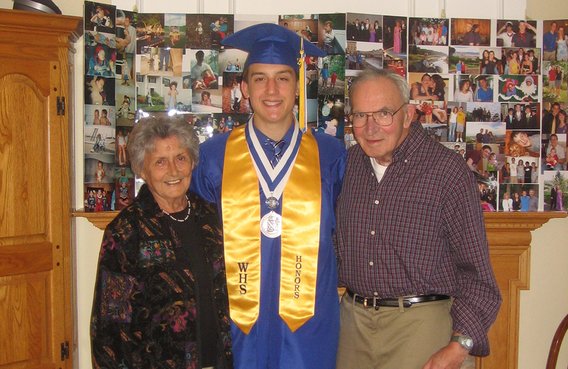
265,138,285,168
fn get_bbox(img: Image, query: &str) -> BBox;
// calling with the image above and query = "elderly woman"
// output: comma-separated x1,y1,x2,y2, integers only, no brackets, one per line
90,117,233,369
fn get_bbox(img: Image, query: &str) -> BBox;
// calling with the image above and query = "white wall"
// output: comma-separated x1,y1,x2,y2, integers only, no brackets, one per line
2,0,567,368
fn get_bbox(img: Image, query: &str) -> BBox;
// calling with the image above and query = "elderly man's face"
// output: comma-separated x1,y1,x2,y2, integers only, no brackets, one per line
141,136,194,211
351,76,413,166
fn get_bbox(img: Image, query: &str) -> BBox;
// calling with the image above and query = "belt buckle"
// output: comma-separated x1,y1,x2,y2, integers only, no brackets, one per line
372,297,380,310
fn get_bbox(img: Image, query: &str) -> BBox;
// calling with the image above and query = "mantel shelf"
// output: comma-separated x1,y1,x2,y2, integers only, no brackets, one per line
73,209,567,231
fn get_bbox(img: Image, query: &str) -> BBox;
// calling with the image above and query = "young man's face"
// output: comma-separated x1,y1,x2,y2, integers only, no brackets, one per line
241,63,297,128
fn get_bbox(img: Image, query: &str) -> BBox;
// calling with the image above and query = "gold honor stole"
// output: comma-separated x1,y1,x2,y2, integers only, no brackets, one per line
221,125,321,334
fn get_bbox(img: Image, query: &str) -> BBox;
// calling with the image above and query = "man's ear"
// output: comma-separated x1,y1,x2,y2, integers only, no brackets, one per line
241,79,249,99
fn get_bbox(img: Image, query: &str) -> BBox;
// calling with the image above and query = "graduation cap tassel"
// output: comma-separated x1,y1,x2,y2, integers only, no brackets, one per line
298,37,306,132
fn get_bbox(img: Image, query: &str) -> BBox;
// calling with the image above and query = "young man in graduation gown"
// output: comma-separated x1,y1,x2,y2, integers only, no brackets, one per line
191,23,346,369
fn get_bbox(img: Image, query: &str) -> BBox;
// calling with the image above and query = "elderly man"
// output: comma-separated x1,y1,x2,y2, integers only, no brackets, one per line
191,23,346,369
335,69,501,369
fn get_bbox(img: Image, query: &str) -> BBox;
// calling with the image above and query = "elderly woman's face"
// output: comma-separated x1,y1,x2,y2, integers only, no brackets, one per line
141,136,194,210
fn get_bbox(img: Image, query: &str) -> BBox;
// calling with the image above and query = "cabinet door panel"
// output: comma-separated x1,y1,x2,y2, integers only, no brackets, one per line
0,59,66,369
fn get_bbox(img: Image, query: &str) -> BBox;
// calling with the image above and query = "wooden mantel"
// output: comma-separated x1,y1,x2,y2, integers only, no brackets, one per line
74,211,567,369
479,212,567,369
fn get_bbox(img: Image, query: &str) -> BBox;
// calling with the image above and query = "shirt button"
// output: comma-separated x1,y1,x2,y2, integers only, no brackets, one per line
370,230,375,235
373,292,379,296
404,159,408,163
374,199,379,205
369,261,374,266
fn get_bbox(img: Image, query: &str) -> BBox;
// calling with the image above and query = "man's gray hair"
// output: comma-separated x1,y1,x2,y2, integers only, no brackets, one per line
349,68,410,105
127,117,200,176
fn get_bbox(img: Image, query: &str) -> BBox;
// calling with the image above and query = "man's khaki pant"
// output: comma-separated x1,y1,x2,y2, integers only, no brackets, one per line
336,294,453,369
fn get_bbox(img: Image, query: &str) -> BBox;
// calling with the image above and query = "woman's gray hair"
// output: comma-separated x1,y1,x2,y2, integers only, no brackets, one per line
127,117,200,176
349,68,410,104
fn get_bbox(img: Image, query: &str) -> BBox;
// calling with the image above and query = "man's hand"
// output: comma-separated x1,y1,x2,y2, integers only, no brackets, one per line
422,342,469,369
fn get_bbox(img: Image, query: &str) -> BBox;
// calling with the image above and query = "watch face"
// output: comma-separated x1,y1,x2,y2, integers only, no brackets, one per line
462,337,474,350
452,335,474,351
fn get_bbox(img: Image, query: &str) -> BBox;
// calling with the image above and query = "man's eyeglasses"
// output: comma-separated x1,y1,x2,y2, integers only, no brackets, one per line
349,103,407,128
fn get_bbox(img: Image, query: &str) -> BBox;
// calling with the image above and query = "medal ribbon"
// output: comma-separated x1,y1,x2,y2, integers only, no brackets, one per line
222,124,321,333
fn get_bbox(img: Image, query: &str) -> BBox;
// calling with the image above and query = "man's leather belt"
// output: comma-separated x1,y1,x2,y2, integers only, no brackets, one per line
346,290,450,309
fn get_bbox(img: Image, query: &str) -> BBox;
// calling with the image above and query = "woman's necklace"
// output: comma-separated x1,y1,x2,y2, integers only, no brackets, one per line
162,195,191,222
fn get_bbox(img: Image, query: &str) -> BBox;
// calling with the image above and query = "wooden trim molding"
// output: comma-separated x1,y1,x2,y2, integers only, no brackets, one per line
73,211,119,230
477,212,566,369
73,210,567,369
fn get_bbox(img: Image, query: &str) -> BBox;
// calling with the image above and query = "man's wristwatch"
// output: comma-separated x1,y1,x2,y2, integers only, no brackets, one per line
451,334,474,352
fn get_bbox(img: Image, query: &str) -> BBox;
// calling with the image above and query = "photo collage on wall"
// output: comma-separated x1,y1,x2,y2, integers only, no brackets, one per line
82,4,568,212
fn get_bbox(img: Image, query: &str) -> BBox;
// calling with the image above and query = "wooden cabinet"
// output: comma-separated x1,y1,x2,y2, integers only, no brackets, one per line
0,9,81,369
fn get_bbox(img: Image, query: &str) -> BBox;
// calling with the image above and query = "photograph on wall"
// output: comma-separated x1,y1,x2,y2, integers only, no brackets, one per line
86,76,115,105
218,47,246,74
382,15,407,56
448,46,478,74
472,75,496,102
446,102,467,143
498,183,539,211
85,31,116,78
498,74,539,102
543,62,567,102
466,102,501,123
542,101,568,134
502,102,540,130
222,72,250,114
501,47,541,75
542,170,568,210
478,48,504,75
116,9,137,55
346,13,382,43
85,125,115,155
495,20,537,48
115,82,136,124
84,184,114,212
408,72,450,103
383,55,407,77
318,54,345,96
541,133,567,171
115,167,135,210
85,105,115,127
317,95,344,138
450,18,490,47
115,126,131,167
186,14,234,49
542,19,568,62
317,13,346,54
278,15,318,43
413,100,448,141
85,154,115,185
408,17,449,46
136,13,165,54
187,49,219,90
85,1,115,33
408,44,448,73
192,87,222,113
505,130,540,158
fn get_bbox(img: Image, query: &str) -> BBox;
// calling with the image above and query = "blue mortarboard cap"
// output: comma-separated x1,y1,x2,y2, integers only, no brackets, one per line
221,23,326,72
